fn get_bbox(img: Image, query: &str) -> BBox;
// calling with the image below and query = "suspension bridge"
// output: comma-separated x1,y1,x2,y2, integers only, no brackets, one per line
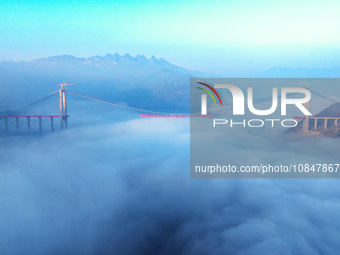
0,83,202,134
0,82,338,134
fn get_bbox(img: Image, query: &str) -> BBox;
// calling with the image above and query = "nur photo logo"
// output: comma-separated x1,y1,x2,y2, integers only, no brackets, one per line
193,79,313,129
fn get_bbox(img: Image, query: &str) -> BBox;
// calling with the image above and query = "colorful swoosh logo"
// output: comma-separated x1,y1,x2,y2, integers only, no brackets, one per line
196,82,223,106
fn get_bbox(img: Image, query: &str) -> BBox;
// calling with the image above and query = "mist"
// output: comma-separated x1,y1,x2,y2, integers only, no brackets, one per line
1,107,340,255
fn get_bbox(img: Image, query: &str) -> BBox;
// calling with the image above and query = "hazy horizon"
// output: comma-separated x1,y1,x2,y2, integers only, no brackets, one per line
2,0,340,75
2,1,340,254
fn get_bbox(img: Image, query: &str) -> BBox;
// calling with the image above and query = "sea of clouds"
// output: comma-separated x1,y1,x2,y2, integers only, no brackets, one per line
1,111,340,254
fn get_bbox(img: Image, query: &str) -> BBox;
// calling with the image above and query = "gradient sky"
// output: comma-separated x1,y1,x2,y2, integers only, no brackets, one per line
1,0,340,74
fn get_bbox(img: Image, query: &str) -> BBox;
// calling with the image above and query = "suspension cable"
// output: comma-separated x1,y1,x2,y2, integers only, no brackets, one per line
11,88,334,117
15,90,59,113
310,90,340,104
66,90,172,115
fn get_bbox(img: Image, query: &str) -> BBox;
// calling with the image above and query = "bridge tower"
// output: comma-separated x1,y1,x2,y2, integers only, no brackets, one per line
293,82,312,132
301,82,311,132
58,83,74,130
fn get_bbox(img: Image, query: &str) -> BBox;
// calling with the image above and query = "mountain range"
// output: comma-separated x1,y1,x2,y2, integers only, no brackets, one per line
0,54,202,112
1,53,340,114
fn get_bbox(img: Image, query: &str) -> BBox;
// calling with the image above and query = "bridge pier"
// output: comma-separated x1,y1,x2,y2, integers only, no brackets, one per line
4,117,8,133
302,115,309,131
314,118,318,130
38,117,42,132
15,117,19,131
50,117,54,132
27,117,30,130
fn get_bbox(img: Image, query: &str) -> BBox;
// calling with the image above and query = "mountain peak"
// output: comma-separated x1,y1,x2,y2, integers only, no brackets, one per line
315,103,340,118
123,53,133,59
0,53,198,76
150,55,158,61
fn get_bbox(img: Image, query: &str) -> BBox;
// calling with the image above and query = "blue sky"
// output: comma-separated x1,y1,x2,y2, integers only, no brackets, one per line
1,0,340,74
